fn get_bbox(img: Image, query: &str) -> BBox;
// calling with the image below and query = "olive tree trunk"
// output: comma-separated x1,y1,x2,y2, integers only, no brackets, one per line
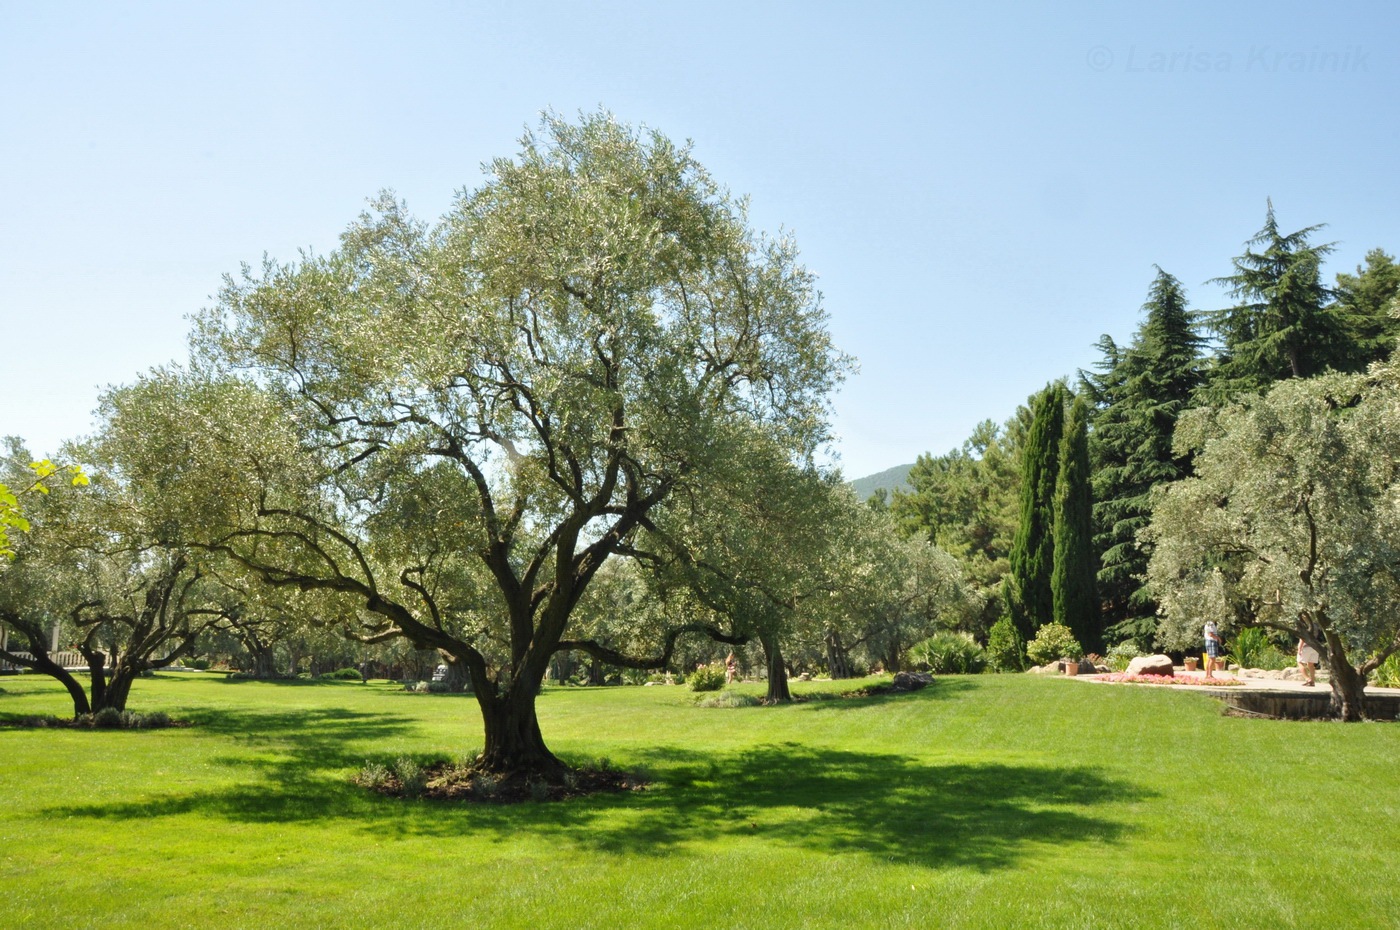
1322,630,1370,722
474,676,566,782
760,633,791,702
824,628,853,679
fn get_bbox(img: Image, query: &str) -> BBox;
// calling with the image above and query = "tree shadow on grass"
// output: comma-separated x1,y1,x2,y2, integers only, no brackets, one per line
44,699,1149,871
443,743,1149,871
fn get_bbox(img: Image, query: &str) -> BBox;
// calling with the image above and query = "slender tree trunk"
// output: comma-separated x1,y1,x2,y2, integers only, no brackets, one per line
82,649,110,712
586,656,604,686
1322,631,1368,721
760,633,791,702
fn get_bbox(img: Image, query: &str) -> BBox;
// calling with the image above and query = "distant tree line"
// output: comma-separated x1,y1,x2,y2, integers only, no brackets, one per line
889,200,1400,717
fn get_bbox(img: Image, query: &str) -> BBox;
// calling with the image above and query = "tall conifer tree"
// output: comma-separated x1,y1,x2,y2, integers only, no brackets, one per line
1201,200,1341,400
1008,384,1064,640
1086,269,1204,645
1052,395,1097,651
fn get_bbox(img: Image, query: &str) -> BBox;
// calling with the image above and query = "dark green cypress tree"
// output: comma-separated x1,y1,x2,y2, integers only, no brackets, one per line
1052,395,1098,651
1008,383,1064,640
1086,268,1205,646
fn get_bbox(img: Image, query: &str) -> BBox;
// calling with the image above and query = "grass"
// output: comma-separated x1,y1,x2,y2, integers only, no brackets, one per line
1,671,1398,929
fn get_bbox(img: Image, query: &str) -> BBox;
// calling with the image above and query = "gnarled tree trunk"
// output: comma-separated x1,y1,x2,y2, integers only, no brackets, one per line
474,675,566,782
248,643,278,679
760,633,791,702
824,628,852,679
1322,629,1369,721
0,615,92,716
441,654,471,692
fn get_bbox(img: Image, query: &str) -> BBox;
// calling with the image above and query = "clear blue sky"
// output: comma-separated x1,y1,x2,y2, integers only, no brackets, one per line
4,0,1396,479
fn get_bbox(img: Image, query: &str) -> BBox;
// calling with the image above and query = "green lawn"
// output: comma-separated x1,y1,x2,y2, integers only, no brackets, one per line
1,672,1396,929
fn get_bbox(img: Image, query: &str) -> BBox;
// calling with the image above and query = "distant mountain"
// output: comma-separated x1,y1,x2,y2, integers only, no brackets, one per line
849,462,914,501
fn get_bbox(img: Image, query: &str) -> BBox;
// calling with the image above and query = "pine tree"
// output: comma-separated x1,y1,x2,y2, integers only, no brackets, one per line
1051,395,1098,651
1086,269,1205,645
1200,200,1342,400
1333,248,1400,370
1008,383,1064,640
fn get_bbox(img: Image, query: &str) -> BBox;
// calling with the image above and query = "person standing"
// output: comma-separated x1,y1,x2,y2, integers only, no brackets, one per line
1297,638,1320,687
1204,620,1224,679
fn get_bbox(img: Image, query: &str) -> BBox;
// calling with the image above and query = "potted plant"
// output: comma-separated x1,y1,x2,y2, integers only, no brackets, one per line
1026,623,1084,675
1062,640,1086,676
1183,655,1199,672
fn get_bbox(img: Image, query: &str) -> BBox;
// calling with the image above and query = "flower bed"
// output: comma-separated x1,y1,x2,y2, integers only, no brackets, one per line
1094,672,1244,687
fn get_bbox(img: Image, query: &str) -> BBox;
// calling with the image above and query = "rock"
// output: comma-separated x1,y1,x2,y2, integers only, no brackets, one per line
889,671,933,692
1282,667,1305,681
1125,654,1175,677
1094,664,1111,674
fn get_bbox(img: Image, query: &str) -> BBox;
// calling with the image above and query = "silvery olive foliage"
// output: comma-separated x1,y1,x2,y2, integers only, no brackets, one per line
1146,364,1400,687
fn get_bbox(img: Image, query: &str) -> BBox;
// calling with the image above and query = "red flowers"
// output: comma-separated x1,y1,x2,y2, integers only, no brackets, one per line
1094,672,1244,687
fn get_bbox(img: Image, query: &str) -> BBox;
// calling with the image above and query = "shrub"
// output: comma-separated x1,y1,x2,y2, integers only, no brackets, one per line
1227,627,1292,670
1104,641,1141,672
695,691,762,708
395,758,425,799
987,618,1026,672
319,667,364,681
72,709,174,729
688,662,727,692
1027,623,1083,666
1371,652,1400,688
909,631,988,674
352,761,392,790
471,773,501,799
188,658,211,671
90,707,124,729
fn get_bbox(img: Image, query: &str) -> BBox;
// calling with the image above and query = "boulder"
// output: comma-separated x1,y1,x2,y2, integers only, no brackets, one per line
1125,654,1175,677
889,671,933,692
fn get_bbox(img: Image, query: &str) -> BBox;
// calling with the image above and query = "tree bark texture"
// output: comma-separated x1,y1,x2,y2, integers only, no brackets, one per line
1322,630,1370,721
475,678,566,781
824,628,852,679
761,633,791,702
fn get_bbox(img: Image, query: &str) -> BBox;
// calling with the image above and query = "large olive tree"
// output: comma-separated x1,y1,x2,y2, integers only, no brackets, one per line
1146,367,1400,720
111,112,847,780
